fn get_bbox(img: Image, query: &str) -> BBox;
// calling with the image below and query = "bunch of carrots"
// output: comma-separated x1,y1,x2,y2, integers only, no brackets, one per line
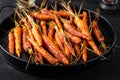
8,0,107,65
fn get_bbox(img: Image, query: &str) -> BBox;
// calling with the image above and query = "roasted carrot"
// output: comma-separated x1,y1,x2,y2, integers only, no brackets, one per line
31,12,54,20
62,20,87,39
54,14,63,29
33,48,44,64
27,36,59,65
72,11,102,55
74,44,80,56
42,34,69,65
40,21,47,35
48,24,55,40
91,20,104,42
22,26,32,52
55,31,64,52
32,26,42,46
57,30,75,56
8,31,15,55
14,26,22,57
81,40,87,62
64,31,81,44
64,45,71,59
41,9,70,17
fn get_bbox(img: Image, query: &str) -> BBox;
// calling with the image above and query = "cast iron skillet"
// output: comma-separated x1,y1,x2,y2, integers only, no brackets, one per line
0,4,117,77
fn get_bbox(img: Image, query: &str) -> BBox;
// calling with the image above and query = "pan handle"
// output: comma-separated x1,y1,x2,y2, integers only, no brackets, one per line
0,4,15,14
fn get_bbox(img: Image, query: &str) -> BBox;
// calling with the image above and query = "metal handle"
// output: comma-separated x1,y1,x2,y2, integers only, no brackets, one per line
0,4,15,13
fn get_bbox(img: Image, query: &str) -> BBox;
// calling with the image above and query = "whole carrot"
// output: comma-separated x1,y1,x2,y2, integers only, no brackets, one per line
42,34,69,65
14,26,22,57
81,40,87,62
27,36,59,65
33,48,44,64
48,24,55,40
64,31,81,44
31,12,54,20
55,31,64,52
22,26,32,52
91,20,104,42
40,21,47,35
57,30,75,56
41,9,69,17
32,26,42,46
8,31,15,55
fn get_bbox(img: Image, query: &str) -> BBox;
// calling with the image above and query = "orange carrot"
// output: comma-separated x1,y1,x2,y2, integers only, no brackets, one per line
8,31,15,55
41,9,69,17
64,45,71,59
64,31,81,44
81,40,87,62
14,26,22,57
57,30,75,56
40,21,47,35
32,26,42,46
31,12,54,20
42,34,69,65
48,24,55,40
33,48,44,64
74,44,80,56
55,31,64,52
27,36,59,65
91,20,105,42
22,26,32,52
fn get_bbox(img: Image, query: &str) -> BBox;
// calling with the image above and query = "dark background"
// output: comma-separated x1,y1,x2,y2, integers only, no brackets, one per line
0,0,120,80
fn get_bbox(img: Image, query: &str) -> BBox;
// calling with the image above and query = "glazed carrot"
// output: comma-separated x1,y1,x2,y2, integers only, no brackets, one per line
91,20,104,42
22,26,32,52
54,14,63,29
31,12,54,20
72,11,102,55
63,20,87,39
41,9,69,17
42,34,69,65
81,40,87,62
48,24,55,40
14,26,22,57
40,21,47,35
64,45,71,59
55,31,64,52
64,31,81,44
8,31,15,55
33,48,44,64
57,30,75,56
32,26,42,46
74,44,80,56
27,36,59,65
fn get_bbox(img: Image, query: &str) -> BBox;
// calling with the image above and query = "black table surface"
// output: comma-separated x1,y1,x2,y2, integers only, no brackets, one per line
0,0,120,80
